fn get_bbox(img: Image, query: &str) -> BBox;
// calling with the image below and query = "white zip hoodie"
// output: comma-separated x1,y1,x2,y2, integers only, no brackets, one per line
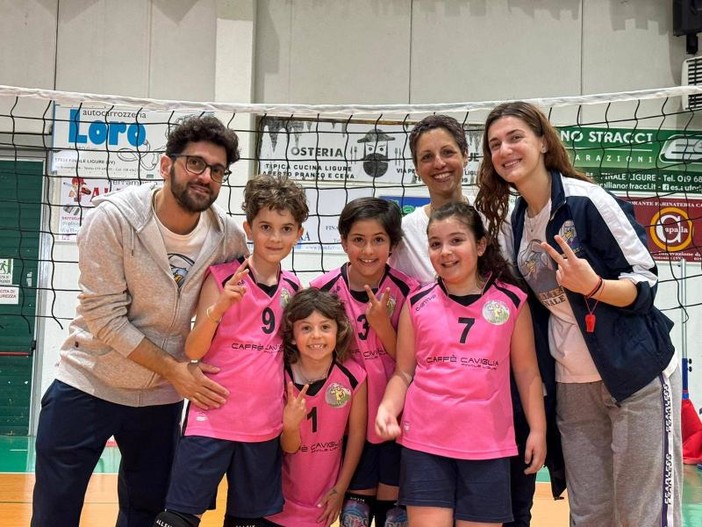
55,182,247,406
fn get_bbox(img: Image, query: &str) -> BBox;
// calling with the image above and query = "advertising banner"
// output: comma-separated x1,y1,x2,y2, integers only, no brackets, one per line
257,117,482,187
623,196,702,263
560,126,702,195
51,105,197,237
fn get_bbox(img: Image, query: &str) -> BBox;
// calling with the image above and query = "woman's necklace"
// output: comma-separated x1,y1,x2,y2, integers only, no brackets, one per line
524,200,550,235
426,195,469,216
525,212,537,234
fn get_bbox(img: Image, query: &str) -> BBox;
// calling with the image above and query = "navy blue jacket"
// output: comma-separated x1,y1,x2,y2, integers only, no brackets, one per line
511,171,675,403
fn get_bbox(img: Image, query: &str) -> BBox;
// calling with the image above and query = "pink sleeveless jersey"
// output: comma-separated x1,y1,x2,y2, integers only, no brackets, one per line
184,258,300,442
267,359,366,527
311,264,417,443
399,278,527,460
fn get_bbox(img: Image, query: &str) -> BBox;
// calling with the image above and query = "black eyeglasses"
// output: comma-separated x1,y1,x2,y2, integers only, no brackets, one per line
169,154,231,183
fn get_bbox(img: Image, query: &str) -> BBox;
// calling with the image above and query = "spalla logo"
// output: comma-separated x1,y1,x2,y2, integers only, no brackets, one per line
649,206,694,252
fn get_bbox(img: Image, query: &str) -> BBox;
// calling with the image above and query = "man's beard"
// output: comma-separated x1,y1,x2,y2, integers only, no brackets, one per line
169,166,218,213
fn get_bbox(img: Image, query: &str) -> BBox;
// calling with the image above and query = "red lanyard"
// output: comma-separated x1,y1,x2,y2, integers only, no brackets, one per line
584,277,604,333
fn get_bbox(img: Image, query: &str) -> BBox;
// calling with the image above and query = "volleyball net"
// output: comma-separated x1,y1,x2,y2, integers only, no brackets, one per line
0,84,701,372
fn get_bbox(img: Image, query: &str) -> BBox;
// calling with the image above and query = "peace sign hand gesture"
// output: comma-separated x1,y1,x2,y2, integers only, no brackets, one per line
208,259,250,321
222,259,250,303
364,285,392,331
540,235,600,296
283,381,309,431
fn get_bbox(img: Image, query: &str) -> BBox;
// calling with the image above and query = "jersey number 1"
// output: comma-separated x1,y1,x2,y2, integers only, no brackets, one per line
306,406,318,433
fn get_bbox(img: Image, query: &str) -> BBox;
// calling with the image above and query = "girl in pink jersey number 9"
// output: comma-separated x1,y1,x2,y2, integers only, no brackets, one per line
153,174,309,527
265,287,368,527
376,202,546,527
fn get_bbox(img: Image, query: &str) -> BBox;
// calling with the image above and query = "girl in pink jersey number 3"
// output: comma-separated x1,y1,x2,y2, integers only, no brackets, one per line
376,202,546,527
266,288,368,527
311,197,418,527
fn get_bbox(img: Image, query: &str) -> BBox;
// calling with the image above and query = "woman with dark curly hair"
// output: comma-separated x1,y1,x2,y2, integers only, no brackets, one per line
389,114,471,286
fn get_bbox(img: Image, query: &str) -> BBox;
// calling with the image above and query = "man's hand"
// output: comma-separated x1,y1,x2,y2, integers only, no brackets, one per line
167,360,229,410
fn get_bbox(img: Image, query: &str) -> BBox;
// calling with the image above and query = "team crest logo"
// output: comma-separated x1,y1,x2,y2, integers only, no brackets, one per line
326,383,351,408
483,300,510,325
559,220,580,251
280,288,292,308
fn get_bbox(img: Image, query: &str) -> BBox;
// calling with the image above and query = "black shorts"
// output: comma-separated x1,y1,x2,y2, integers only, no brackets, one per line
349,440,402,490
165,435,283,517
399,447,513,524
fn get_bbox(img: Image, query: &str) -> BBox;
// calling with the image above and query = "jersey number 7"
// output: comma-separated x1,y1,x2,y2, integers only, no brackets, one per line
458,317,475,344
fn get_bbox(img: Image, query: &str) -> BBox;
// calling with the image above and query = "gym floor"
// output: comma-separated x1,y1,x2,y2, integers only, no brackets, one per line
1,435,700,526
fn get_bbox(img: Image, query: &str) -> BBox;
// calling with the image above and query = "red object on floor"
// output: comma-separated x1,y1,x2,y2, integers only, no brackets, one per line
682,398,702,465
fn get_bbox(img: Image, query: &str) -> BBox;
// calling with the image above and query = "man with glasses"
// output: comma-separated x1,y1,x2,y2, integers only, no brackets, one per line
32,115,248,527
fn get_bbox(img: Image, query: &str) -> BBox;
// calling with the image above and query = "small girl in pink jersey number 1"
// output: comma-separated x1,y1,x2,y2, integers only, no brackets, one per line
376,201,546,527
266,287,368,527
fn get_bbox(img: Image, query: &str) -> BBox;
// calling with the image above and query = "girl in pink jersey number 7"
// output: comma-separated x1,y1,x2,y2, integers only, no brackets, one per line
376,202,546,527
266,287,368,527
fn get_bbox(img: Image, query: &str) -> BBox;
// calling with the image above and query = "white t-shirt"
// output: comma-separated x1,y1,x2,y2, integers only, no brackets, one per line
390,201,514,287
516,200,600,383
389,206,436,286
154,207,210,288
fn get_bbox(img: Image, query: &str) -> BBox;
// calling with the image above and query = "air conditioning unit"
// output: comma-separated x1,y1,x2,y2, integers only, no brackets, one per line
682,55,702,110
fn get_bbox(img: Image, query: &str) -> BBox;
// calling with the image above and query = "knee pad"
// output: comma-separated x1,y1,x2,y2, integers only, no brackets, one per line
382,504,407,527
153,510,200,527
340,493,374,527
372,500,407,527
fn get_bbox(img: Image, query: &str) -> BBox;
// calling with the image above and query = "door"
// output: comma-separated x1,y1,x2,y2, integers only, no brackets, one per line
0,160,42,435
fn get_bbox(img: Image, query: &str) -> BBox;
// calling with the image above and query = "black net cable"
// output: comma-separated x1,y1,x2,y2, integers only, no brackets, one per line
0,85,700,360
